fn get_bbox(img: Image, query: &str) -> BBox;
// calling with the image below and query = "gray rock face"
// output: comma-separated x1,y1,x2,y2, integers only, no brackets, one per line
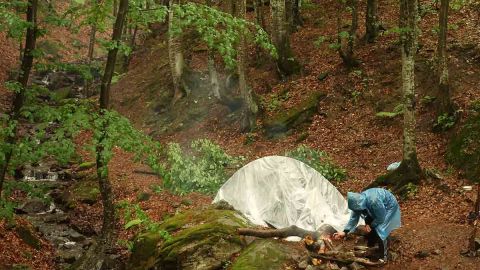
17,198,50,214
128,207,251,270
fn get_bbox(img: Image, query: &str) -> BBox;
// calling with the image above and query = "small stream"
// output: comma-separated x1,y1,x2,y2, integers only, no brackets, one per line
17,162,93,269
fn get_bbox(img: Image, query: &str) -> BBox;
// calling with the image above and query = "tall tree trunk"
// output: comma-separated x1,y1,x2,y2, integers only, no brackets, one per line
437,0,454,116
236,0,258,132
271,0,301,77
85,6,97,98
206,0,221,100
123,25,137,71
73,2,128,270
0,0,38,197
293,0,303,27
113,0,118,16
253,0,265,29
400,0,421,176
367,0,422,193
337,0,359,68
366,0,379,42
285,0,295,32
168,0,185,105
98,0,128,246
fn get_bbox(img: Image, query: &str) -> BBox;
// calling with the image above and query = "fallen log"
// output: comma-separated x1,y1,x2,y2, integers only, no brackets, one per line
237,224,336,241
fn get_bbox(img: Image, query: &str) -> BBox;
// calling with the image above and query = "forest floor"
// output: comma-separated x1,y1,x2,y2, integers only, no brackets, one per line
2,0,480,269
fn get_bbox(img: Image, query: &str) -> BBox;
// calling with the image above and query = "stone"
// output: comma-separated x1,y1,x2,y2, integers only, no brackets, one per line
298,260,309,269
231,239,302,270
264,92,326,138
317,72,329,81
127,207,251,270
414,250,430,259
432,249,442,255
16,198,49,214
15,225,41,250
66,229,85,241
56,249,81,264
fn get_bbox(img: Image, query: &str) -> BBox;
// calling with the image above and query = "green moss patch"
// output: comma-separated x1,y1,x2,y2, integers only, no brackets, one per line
232,239,301,270
447,113,480,181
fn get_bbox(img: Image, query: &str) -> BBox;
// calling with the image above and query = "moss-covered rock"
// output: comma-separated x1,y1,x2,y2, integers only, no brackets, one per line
264,92,325,138
15,225,41,250
447,113,480,181
231,239,302,270
54,179,100,209
127,207,250,270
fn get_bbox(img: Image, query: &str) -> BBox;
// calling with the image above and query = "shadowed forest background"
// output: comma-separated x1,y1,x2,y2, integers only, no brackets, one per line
1,0,480,269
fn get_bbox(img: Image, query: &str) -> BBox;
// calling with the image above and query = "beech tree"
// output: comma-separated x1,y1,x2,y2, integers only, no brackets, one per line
168,0,185,105
336,0,359,68
0,0,38,197
235,0,258,131
366,0,379,42
436,0,455,118
369,0,422,193
74,0,129,268
271,0,301,77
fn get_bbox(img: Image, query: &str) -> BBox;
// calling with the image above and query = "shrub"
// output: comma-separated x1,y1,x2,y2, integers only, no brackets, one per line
286,145,347,182
161,139,244,195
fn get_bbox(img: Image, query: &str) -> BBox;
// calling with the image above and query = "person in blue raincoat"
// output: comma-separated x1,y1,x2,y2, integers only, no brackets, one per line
333,188,401,262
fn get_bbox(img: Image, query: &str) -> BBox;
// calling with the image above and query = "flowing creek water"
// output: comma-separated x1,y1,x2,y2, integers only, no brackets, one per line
17,162,93,268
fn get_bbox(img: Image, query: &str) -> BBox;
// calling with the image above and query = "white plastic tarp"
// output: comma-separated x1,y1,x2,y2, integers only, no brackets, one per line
213,156,353,233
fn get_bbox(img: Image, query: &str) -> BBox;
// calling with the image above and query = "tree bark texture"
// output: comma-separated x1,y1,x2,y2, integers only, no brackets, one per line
253,0,265,29
99,0,128,242
271,0,301,77
337,0,359,68
168,0,185,105
366,0,379,42
400,0,421,172
437,0,454,116
0,0,38,196
238,224,337,241
235,0,258,132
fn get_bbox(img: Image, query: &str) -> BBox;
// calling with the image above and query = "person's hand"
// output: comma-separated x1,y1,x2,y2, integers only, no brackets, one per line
364,225,372,233
333,231,346,240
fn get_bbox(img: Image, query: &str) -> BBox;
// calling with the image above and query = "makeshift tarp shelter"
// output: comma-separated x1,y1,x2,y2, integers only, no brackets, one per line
213,156,353,233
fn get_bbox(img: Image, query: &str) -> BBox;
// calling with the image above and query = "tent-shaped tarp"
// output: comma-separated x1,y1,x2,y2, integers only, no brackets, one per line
213,156,352,233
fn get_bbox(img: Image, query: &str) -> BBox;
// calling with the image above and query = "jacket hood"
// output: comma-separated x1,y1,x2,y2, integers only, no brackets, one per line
347,192,366,211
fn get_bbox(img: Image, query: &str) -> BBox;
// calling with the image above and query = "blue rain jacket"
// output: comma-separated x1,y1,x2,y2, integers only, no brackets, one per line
344,188,401,240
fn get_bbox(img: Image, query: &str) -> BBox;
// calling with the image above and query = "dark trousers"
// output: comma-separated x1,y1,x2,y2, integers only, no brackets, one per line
365,216,387,260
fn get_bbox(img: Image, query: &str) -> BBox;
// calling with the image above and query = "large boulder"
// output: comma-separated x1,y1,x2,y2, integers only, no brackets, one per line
231,239,302,270
263,92,325,138
447,113,480,181
127,206,251,270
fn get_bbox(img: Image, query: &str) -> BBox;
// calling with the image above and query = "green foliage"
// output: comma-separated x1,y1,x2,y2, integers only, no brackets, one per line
161,139,244,195
0,198,16,222
286,145,347,182
0,1,30,41
117,200,171,250
404,183,418,198
434,113,456,131
313,36,327,48
170,3,276,69
376,104,404,119
260,90,290,112
421,95,436,105
301,0,319,10
470,100,480,112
